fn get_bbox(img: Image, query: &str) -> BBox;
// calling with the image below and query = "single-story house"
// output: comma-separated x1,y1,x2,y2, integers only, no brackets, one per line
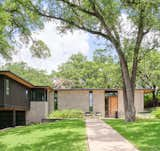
0,71,53,129
53,88,152,118
0,71,152,129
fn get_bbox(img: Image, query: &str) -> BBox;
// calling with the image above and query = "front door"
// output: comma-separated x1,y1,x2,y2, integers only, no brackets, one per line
109,96,118,117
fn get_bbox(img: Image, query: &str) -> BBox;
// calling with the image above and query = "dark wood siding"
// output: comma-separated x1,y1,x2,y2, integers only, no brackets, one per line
3,75,30,110
0,75,4,107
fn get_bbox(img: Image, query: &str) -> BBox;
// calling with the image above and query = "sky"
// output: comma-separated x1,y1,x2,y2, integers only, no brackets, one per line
2,22,106,73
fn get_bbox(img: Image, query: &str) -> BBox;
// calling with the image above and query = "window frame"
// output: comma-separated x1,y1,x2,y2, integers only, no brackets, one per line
89,91,93,112
54,91,58,110
5,79,10,96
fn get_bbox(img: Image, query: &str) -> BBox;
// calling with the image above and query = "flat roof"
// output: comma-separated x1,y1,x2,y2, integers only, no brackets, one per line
0,71,53,90
54,88,153,93
53,88,118,91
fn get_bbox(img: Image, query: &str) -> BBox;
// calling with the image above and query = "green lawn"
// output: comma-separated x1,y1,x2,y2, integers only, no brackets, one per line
105,119,160,151
0,120,87,151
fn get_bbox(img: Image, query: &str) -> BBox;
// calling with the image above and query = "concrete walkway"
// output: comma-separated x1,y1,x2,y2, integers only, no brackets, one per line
86,119,139,151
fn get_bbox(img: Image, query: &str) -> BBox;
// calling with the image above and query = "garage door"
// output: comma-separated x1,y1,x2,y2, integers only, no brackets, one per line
0,111,13,129
16,111,26,126
0,111,26,129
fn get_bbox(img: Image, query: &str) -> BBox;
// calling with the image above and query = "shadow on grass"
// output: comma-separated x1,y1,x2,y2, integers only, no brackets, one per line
105,119,160,151
0,120,86,151
0,119,83,136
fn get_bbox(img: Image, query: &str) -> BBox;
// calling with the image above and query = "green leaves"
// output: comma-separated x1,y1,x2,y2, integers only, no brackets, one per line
30,40,51,58
137,50,160,88
55,51,121,88
0,0,49,59
1,62,53,86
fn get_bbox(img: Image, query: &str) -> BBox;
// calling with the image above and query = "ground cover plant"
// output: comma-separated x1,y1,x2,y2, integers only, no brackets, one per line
105,119,160,151
152,107,160,119
49,109,84,119
0,120,87,151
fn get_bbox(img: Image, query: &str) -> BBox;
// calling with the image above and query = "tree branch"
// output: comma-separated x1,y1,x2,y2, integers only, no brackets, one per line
57,0,96,16
131,6,145,89
37,10,108,39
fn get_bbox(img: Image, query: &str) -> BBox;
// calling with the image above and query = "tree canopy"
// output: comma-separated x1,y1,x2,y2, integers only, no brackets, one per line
0,0,50,59
1,62,53,86
55,51,121,88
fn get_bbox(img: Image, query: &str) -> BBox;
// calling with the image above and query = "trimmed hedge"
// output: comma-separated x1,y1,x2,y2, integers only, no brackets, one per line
152,107,160,119
48,109,84,119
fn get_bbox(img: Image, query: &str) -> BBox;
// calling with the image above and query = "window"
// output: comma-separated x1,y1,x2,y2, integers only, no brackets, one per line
31,89,47,101
26,89,29,99
54,91,58,110
89,91,93,112
5,79,10,95
105,92,118,97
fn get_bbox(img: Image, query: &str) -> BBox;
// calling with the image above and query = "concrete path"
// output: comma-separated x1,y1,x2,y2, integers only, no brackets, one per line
86,119,139,151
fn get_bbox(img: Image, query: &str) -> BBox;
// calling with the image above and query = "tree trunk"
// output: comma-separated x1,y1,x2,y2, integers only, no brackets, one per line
116,47,136,122
121,67,136,122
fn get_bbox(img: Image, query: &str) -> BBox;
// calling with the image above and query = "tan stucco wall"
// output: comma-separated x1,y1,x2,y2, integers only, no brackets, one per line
93,90,105,116
58,90,89,112
58,90,105,116
26,102,48,124
134,90,144,112
118,90,144,117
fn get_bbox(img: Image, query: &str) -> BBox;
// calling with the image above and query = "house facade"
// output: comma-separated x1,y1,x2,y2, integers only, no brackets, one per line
54,88,152,118
0,71,152,129
0,71,53,129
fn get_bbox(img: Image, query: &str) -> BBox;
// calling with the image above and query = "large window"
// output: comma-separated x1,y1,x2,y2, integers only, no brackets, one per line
31,89,47,101
5,79,10,96
89,91,93,112
54,91,58,110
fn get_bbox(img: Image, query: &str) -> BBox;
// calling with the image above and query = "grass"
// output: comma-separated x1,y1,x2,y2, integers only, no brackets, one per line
0,120,87,151
105,119,160,151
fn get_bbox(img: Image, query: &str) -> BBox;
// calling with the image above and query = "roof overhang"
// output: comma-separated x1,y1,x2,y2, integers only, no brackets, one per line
0,71,53,91
53,88,118,92
33,86,53,92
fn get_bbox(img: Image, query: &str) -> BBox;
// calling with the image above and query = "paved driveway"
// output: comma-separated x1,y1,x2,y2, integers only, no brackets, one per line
86,119,139,151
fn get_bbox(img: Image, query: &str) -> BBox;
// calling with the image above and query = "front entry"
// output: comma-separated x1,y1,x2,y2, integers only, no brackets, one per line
109,96,118,117
105,95,118,117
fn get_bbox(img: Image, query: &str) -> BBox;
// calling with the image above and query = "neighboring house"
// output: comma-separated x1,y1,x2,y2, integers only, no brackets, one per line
0,71,54,129
53,88,152,118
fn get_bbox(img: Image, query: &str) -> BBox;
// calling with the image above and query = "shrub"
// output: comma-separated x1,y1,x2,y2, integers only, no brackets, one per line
49,109,84,119
152,108,160,119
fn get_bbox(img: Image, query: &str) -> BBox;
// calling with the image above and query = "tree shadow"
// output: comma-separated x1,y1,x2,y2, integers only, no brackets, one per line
105,119,160,151
0,120,87,151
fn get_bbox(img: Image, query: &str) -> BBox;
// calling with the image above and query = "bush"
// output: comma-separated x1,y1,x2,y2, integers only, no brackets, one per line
152,108,160,119
48,109,84,119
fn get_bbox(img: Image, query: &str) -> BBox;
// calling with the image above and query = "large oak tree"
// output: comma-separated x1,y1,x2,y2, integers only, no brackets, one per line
2,0,160,121
26,0,160,121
